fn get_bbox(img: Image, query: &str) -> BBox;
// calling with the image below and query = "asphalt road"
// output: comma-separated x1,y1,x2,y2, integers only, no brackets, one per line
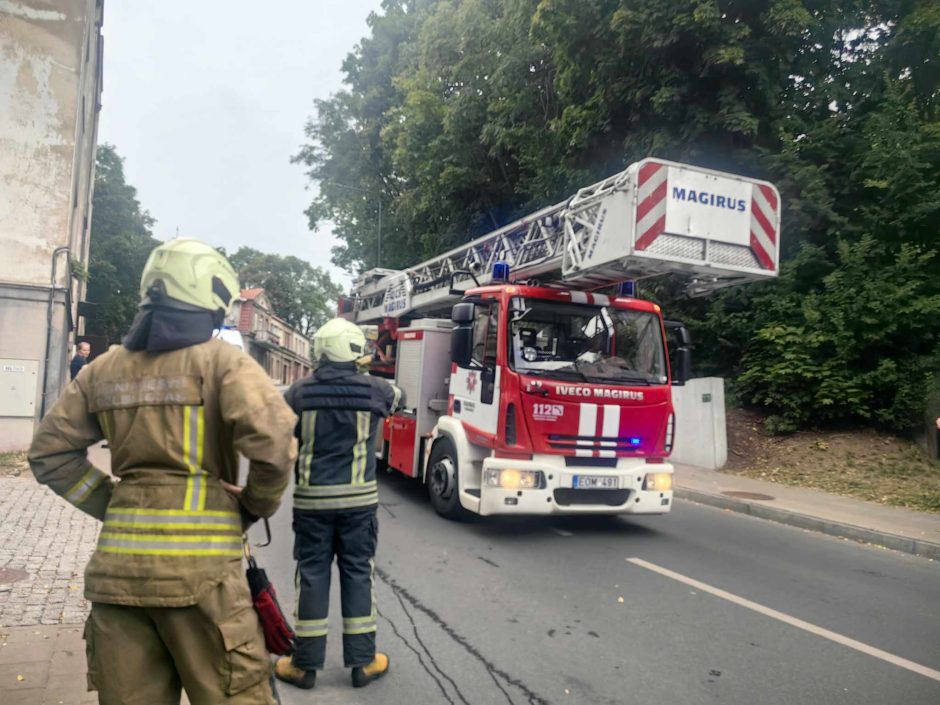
248,471,940,705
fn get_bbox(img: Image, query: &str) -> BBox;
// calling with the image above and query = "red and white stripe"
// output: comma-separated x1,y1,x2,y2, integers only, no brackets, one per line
634,159,781,271
577,403,622,458
569,291,610,306
750,184,778,271
634,162,668,251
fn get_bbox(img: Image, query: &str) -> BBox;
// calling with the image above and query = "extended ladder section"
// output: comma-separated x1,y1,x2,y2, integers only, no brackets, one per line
346,158,780,323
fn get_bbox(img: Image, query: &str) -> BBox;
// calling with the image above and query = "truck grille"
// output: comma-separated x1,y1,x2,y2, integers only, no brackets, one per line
548,434,639,453
564,457,617,468
553,489,631,507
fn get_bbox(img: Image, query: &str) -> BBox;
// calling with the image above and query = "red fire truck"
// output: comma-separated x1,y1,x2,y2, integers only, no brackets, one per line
340,159,780,519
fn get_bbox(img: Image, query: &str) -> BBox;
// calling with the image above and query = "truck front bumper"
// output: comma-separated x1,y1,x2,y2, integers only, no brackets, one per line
474,454,673,516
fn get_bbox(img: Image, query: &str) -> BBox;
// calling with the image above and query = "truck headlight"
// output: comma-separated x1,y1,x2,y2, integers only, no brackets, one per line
643,472,673,492
484,468,544,490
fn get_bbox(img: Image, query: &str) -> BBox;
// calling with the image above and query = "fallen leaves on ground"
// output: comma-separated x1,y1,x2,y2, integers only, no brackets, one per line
725,408,940,513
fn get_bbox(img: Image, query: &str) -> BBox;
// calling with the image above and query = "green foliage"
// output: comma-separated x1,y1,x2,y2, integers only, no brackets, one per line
85,145,159,342
299,0,940,433
736,239,940,433
70,260,88,282
227,248,343,338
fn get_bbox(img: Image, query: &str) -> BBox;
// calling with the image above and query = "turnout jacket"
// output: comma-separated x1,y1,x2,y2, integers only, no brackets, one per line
28,338,298,607
284,363,404,511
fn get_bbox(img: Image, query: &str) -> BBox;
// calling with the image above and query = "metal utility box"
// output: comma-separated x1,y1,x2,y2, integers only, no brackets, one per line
389,319,453,475
0,359,39,417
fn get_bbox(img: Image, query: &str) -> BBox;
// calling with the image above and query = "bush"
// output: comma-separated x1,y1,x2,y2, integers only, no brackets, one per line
736,237,940,433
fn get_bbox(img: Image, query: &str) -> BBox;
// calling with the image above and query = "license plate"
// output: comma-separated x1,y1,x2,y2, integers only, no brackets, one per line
572,475,618,489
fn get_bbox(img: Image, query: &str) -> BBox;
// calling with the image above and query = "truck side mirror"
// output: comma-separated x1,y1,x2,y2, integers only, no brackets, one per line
664,321,693,386
674,348,692,386
451,303,476,367
664,320,691,347
452,326,473,368
452,302,474,323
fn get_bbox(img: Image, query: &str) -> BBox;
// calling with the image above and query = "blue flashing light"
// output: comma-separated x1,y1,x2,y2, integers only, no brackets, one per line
492,261,510,283
618,280,636,298
628,437,642,447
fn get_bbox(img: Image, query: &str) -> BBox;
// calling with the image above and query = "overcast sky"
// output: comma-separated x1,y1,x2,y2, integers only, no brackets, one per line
98,0,384,287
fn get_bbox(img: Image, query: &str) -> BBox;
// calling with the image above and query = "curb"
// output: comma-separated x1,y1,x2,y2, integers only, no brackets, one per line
674,487,940,561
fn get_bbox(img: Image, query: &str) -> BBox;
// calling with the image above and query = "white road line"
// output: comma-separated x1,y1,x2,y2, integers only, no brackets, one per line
626,557,940,684
552,528,573,537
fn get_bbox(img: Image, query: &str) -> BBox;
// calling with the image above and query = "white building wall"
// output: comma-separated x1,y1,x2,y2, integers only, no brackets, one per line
0,0,103,451
670,377,727,470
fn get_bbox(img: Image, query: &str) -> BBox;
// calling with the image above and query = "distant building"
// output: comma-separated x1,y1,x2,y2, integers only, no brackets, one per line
0,1,104,451
227,288,313,386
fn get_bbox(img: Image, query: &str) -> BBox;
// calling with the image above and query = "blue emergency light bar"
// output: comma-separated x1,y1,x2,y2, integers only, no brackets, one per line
618,280,636,297
492,262,510,282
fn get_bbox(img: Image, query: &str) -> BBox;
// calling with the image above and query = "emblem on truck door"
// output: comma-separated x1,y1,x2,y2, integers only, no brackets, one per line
466,371,477,393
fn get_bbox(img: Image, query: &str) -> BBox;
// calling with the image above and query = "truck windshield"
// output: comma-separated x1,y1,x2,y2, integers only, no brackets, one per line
508,298,667,385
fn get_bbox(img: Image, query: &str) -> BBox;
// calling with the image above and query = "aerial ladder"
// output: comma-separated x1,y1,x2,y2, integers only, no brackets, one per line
339,158,780,519
342,158,780,325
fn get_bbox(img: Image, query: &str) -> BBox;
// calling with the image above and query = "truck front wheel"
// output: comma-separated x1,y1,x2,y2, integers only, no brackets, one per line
427,438,470,520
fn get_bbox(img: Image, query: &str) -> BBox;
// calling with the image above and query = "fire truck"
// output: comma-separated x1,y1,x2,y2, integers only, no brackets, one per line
340,159,780,519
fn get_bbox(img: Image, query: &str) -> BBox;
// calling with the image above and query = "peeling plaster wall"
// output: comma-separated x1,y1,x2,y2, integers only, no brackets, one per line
0,0,103,450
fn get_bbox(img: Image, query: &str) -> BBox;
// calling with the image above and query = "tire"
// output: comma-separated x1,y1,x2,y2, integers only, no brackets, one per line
426,437,471,520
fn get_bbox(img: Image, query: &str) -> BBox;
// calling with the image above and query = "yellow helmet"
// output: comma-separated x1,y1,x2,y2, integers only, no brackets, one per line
314,318,368,363
139,238,239,315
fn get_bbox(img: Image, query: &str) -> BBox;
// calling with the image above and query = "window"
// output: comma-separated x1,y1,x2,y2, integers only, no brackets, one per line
509,298,667,385
470,303,497,368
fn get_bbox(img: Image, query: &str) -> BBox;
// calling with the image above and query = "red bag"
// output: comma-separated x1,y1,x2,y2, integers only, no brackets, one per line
245,539,295,655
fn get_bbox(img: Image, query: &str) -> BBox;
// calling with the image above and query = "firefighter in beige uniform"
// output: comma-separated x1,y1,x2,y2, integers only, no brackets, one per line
28,239,298,705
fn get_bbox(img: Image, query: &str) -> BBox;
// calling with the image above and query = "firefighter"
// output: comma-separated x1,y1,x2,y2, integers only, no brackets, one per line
28,238,298,705
275,317,404,690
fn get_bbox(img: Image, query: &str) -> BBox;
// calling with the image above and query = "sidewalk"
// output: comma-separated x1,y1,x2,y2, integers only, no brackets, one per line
673,463,940,559
0,444,110,703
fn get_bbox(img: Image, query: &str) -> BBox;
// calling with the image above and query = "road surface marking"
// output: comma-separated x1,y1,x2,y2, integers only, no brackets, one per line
552,528,573,537
626,557,940,683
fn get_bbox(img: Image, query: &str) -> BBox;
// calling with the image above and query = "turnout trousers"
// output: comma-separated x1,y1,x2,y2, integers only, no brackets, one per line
82,572,276,705
292,506,378,670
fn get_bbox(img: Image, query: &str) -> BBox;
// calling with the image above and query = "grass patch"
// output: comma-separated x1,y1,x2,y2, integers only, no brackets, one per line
0,451,27,467
0,451,29,477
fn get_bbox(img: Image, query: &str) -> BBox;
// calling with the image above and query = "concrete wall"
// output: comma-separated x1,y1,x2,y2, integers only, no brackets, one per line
670,377,727,470
0,0,103,451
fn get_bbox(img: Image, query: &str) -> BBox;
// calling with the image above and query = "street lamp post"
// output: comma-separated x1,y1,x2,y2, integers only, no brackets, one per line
323,181,382,268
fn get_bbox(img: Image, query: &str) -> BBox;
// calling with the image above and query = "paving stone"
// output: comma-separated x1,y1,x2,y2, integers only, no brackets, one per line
0,478,98,628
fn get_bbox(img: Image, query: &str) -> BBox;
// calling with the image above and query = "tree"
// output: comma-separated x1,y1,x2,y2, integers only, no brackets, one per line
228,248,343,338
85,144,159,342
297,0,940,433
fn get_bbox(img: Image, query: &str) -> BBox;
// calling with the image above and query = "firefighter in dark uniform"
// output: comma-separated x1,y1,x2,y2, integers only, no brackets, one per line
276,317,404,689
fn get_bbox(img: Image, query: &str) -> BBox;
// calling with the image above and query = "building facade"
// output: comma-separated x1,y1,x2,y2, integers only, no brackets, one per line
227,289,313,386
0,1,104,450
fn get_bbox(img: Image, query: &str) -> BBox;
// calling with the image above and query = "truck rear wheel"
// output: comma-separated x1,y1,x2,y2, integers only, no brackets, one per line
427,437,470,520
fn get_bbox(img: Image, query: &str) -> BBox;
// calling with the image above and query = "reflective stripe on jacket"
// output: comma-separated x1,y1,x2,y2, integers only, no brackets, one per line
285,363,404,511
28,338,298,607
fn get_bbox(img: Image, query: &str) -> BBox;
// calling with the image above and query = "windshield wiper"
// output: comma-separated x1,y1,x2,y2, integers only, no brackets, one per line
573,360,651,386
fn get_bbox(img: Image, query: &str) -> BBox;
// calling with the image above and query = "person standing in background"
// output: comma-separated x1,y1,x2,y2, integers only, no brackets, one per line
70,341,90,380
